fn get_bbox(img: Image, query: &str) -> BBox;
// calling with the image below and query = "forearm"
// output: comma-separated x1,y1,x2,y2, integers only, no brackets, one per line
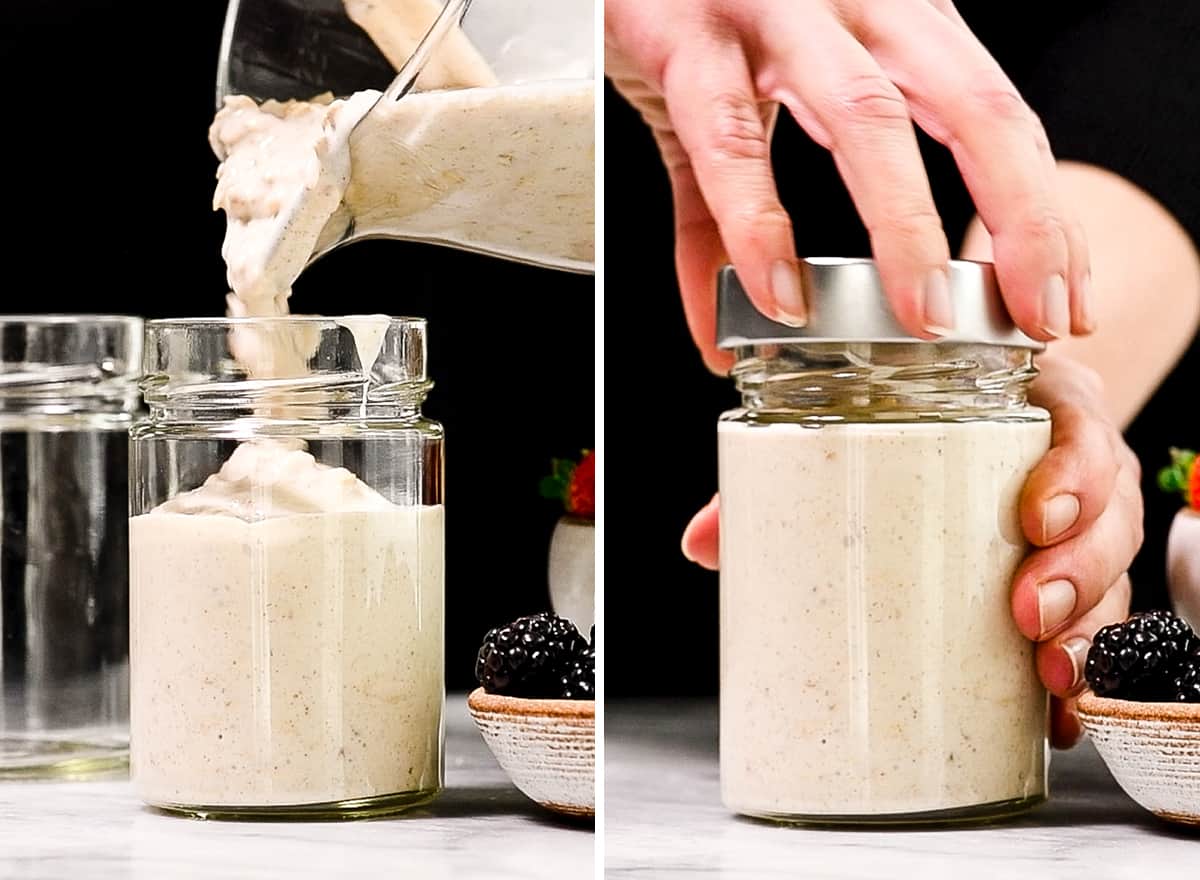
961,161,1200,429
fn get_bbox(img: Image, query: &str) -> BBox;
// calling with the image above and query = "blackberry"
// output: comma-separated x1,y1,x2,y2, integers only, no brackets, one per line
560,642,595,700
475,613,586,697
1174,665,1200,703
1085,610,1199,700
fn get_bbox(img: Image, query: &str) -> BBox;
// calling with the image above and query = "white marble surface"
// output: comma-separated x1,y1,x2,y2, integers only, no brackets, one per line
605,701,1198,878
0,696,593,880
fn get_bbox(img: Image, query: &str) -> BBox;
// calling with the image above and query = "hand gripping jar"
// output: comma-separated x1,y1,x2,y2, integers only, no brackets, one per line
717,260,1050,824
129,316,443,818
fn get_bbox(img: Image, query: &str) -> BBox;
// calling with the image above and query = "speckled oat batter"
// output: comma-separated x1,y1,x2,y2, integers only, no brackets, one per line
208,80,595,319
130,444,444,808
718,419,1050,817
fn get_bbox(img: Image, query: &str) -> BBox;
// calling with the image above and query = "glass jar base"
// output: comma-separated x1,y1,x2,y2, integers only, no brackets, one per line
736,793,1046,827
146,787,442,821
0,735,129,780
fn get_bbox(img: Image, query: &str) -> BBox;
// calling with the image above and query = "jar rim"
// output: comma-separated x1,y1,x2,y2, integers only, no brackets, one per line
140,315,430,411
0,314,143,327
145,316,425,328
0,315,142,410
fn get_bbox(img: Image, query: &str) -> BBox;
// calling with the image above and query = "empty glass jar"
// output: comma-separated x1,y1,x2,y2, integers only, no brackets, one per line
129,316,444,818
0,315,142,778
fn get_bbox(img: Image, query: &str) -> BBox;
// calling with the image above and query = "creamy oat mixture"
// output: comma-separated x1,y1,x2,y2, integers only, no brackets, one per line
130,444,444,808
127,1,529,807
718,420,1050,817
208,6,593,320
210,92,380,318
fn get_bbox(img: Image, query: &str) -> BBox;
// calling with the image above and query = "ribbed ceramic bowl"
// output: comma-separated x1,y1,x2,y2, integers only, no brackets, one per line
1078,692,1200,825
467,688,594,818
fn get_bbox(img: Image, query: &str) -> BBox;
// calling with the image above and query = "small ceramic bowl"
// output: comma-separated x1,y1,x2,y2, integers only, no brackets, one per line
1077,692,1200,826
467,688,595,818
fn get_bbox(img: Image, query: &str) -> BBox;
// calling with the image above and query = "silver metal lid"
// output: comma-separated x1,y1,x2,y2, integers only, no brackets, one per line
717,258,1043,350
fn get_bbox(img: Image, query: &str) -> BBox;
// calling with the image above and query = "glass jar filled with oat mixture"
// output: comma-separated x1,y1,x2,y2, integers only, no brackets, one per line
717,260,1050,824
129,316,443,818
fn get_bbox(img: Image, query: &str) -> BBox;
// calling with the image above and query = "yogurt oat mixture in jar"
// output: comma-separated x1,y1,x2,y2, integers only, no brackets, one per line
130,443,443,810
720,421,1048,819
125,0,568,814
716,261,1051,823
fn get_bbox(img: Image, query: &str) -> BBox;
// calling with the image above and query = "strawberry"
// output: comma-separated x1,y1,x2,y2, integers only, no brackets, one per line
539,449,595,520
567,450,595,519
1158,448,1199,510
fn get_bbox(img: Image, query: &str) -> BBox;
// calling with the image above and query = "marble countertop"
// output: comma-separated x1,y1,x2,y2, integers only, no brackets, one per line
605,700,1196,879
0,696,593,880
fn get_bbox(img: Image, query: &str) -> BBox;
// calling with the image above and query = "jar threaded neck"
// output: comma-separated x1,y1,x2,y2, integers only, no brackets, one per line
729,341,1041,424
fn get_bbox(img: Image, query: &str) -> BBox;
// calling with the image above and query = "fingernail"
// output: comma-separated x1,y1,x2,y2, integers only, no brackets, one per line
1041,274,1070,338
1063,637,1092,690
1041,494,1081,543
923,268,955,335
1077,274,1096,333
1037,579,1077,637
771,260,808,326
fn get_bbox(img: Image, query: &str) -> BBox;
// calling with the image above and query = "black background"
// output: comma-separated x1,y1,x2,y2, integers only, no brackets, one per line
605,0,1200,696
6,1,1199,700
0,2,594,691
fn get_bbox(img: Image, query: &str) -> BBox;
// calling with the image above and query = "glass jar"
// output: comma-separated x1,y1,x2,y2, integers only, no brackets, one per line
0,315,141,778
716,260,1050,824
129,316,444,819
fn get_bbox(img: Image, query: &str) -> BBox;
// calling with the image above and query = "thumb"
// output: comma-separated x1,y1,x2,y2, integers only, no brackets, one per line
681,493,721,570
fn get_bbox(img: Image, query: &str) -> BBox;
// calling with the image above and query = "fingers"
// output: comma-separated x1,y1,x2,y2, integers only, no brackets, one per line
1049,695,1084,751
755,14,952,337
1019,386,1120,548
1037,573,1132,699
1021,359,1121,547
666,149,737,374
924,0,970,28
616,73,740,373
1010,355,1134,746
1011,456,1142,642
661,38,804,327
681,494,720,570
1038,159,1094,335
1044,571,1131,750
1025,110,1094,335
860,1,1090,340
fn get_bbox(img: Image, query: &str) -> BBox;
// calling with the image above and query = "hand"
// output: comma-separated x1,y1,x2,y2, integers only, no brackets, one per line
681,357,1140,748
1011,355,1139,747
607,0,1094,372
